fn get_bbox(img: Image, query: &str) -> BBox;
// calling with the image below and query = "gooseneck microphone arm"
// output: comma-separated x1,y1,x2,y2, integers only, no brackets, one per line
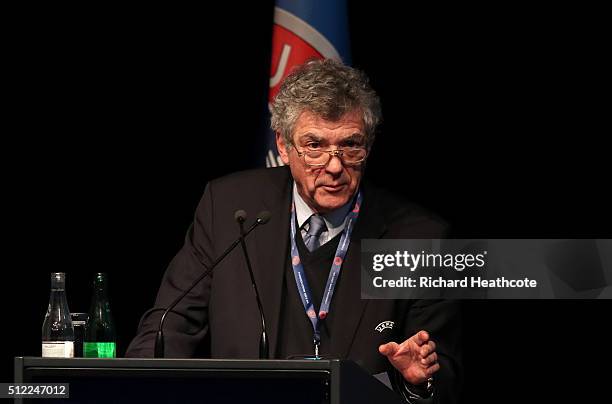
154,210,271,358
235,210,269,359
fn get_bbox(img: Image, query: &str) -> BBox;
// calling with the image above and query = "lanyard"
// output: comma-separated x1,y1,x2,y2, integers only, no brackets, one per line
289,190,363,357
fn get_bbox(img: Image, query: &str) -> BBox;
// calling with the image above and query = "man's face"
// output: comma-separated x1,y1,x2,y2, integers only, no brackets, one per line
276,109,366,214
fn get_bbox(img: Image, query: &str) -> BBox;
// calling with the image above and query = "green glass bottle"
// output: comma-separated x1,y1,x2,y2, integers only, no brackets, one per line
83,273,116,358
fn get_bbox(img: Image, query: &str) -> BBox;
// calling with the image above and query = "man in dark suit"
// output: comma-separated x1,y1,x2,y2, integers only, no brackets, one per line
126,59,461,403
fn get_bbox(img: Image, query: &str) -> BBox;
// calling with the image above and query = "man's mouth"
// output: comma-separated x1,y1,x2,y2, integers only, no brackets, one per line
321,184,346,192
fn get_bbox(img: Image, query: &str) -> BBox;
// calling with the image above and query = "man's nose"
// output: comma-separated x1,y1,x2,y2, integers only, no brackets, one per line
325,154,344,175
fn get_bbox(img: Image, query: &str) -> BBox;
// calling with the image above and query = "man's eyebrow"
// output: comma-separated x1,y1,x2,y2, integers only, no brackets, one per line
342,133,365,142
297,133,323,141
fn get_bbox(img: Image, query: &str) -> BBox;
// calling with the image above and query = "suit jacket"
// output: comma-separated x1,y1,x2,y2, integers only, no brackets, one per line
126,167,462,403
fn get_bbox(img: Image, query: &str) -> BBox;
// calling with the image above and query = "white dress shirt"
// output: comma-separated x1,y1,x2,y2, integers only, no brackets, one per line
293,183,353,247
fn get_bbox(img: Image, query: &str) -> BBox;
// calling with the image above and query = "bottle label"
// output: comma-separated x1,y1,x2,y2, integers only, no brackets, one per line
83,342,116,358
42,341,74,358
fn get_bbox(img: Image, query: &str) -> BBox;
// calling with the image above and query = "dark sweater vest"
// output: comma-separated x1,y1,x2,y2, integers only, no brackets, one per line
277,230,344,358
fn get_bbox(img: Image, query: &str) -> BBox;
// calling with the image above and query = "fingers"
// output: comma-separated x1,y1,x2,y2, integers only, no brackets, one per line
383,334,441,385
413,330,429,346
427,362,440,376
420,340,436,357
421,352,437,366
379,342,400,357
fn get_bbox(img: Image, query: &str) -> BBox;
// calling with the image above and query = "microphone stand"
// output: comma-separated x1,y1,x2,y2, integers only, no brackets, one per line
154,211,270,358
236,211,269,359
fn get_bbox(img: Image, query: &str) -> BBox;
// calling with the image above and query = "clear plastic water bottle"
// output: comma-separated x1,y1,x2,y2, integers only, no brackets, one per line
42,272,75,357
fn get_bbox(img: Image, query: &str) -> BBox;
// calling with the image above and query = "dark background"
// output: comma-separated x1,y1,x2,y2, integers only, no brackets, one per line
3,2,610,403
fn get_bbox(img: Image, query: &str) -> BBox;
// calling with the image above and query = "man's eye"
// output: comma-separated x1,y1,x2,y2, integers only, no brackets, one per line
307,142,321,149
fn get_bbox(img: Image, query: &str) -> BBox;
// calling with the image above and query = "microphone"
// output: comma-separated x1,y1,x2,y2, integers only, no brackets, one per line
154,210,271,358
235,210,269,359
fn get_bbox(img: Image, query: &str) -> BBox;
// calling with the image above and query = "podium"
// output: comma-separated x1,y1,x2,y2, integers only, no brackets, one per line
14,357,404,403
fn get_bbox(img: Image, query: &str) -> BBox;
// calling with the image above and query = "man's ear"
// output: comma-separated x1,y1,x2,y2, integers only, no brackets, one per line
276,132,291,165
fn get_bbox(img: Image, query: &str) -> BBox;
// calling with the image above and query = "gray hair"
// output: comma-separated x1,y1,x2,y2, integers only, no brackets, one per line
270,59,381,149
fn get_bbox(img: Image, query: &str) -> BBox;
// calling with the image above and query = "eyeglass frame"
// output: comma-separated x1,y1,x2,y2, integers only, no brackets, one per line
293,145,369,167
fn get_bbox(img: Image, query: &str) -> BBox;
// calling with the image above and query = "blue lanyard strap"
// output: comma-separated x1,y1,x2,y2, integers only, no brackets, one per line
289,190,363,354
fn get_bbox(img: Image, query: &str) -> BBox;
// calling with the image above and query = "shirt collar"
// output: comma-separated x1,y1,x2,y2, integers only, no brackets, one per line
292,183,354,234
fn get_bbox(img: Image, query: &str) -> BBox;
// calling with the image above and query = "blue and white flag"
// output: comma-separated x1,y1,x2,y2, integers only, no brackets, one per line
265,0,351,167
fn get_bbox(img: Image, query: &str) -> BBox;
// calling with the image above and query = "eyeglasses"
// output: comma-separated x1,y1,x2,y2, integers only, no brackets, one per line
295,146,368,167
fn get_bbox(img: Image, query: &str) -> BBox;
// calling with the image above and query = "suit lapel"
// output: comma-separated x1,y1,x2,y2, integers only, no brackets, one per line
251,168,292,358
330,185,387,358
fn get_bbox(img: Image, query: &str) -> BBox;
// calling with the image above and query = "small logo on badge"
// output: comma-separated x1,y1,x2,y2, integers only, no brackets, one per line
292,256,301,266
375,321,395,333
307,308,317,319
334,256,343,266
319,310,328,319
